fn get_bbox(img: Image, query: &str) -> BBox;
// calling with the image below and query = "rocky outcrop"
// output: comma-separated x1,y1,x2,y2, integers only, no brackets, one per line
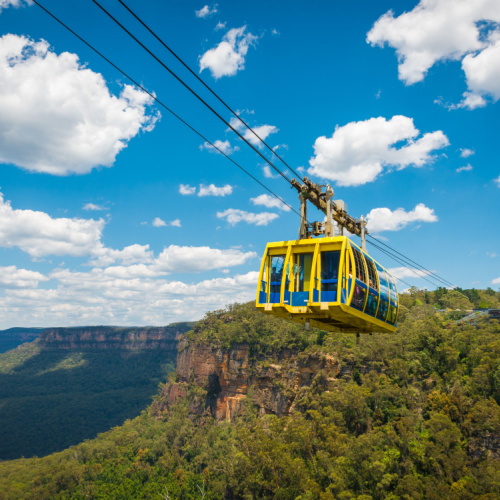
39,324,193,351
154,338,341,421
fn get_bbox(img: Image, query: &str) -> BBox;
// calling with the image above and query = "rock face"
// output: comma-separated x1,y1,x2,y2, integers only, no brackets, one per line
154,338,341,421
39,324,193,351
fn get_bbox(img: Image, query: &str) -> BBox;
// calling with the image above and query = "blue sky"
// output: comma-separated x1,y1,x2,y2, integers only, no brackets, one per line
0,0,498,328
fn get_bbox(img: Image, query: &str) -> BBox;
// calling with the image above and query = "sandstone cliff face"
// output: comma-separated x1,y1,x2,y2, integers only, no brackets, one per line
39,325,192,351
155,338,343,421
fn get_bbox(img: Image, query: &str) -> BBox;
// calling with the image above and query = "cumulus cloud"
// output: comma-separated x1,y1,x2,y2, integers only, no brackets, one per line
198,184,233,197
217,208,279,226
493,277,500,285
0,191,105,257
195,4,217,18
154,245,256,273
250,193,291,212
308,116,449,186
0,266,48,288
456,164,473,172
367,0,500,107
367,203,438,233
229,116,279,147
495,175,500,187
200,139,239,155
170,219,182,227
0,34,158,175
179,184,196,195
263,165,280,179
215,21,226,31
83,203,106,211
152,217,167,227
88,244,154,267
199,26,257,78
388,267,433,280
460,148,475,158
0,0,31,12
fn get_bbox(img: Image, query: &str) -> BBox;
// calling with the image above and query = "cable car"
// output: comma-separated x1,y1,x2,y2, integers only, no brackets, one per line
256,235,399,334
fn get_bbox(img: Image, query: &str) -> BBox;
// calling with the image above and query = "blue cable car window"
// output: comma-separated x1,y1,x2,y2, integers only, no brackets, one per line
320,251,340,302
365,291,378,316
376,299,389,321
365,258,378,291
387,303,397,325
388,275,398,304
351,247,366,282
291,253,313,306
352,283,367,310
269,254,286,303
376,264,390,302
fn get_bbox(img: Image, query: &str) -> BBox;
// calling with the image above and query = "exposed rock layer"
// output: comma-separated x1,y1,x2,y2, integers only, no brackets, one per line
39,325,192,351
155,338,343,421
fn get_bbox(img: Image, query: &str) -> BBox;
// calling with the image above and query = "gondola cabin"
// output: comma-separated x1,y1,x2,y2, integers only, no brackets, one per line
256,235,398,334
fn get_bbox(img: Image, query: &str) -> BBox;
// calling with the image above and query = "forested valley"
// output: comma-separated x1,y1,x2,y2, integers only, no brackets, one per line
1,287,500,499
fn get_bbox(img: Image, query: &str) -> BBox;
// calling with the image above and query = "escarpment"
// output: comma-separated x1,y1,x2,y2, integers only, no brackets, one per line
39,324,193,351
153,337,350,421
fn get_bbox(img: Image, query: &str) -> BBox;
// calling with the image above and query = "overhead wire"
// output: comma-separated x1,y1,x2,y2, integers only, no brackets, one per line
31,0,301,219
91,0,295,186
117,0,305,182
367,234,455,288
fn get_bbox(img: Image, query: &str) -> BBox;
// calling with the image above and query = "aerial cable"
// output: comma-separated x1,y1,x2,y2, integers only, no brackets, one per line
91,0,293,186
117,0,305,183
367,234,455,289
367,239,446,290
31,0,301,220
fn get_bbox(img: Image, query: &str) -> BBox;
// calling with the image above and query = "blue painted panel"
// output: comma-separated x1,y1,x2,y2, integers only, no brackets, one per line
322,291,337,302
270,293,281,303
341,289,347,303
284,290,290,304
291,291,309,306
259,291,267,304
313,289,319,302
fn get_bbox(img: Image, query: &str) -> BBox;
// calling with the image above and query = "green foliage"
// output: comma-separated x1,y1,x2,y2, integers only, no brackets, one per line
1,292,500,499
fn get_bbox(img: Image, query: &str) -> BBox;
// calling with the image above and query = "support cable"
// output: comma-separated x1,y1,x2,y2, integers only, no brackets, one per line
367,234,455,289
117,0,305,182
32,0,301,219
91,0,293,185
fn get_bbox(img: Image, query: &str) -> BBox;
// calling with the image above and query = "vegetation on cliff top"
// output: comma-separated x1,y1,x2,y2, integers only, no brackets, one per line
0,287,500,499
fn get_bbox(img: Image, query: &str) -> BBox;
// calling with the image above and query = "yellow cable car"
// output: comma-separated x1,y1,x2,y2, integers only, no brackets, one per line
256,235,399,334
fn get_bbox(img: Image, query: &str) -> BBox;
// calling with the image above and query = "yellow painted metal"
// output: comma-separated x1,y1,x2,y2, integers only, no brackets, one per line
256,235,398,334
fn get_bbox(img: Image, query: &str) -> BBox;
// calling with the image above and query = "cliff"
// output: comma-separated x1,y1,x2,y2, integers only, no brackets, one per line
154,337,347,421
39,324,194,351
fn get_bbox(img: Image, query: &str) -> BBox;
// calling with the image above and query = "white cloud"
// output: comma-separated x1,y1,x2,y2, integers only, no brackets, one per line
308,116,449,186
200,139,239,155
456,164,473,172
493,277,500,285
152,217,167,227
388,267,433,280
460,148,475,158
0,0,30,12
0,34,158,175
195,4,217,18
0,191,105,258
179,184,196,195
217,208,279,226
198,184,233,197
487,252,497,258
88,244,154,267
153,245,256,273
229,116,279,147
170,219,182,227
250,193,291,212
367,0,500,107
0,266,48,289
215,21,226,31
262,165,279,179
199,26,257,78
83,203,106,211
495,175,500,186
366,203,438,233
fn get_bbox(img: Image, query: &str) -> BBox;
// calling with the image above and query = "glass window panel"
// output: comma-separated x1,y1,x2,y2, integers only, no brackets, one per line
351,247,367,283
321,251,340,292
388,275,398,304
365,291,379,316
365,258,378,290
387,304,397,325
352,283,367,311
376,263,390,301
270,255,286,295
295,253,313,292
376,299,389,321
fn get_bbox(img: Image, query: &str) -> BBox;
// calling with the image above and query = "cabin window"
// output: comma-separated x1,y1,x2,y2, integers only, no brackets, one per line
376,264,390,301
366,258,378,290
365,291,379,316
376,299,389,321
291,253,313,306
352,284,367,311
321,251,340,291
351,247,367,283
387,303,397,325
388,275,398,304
269,254,286,303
